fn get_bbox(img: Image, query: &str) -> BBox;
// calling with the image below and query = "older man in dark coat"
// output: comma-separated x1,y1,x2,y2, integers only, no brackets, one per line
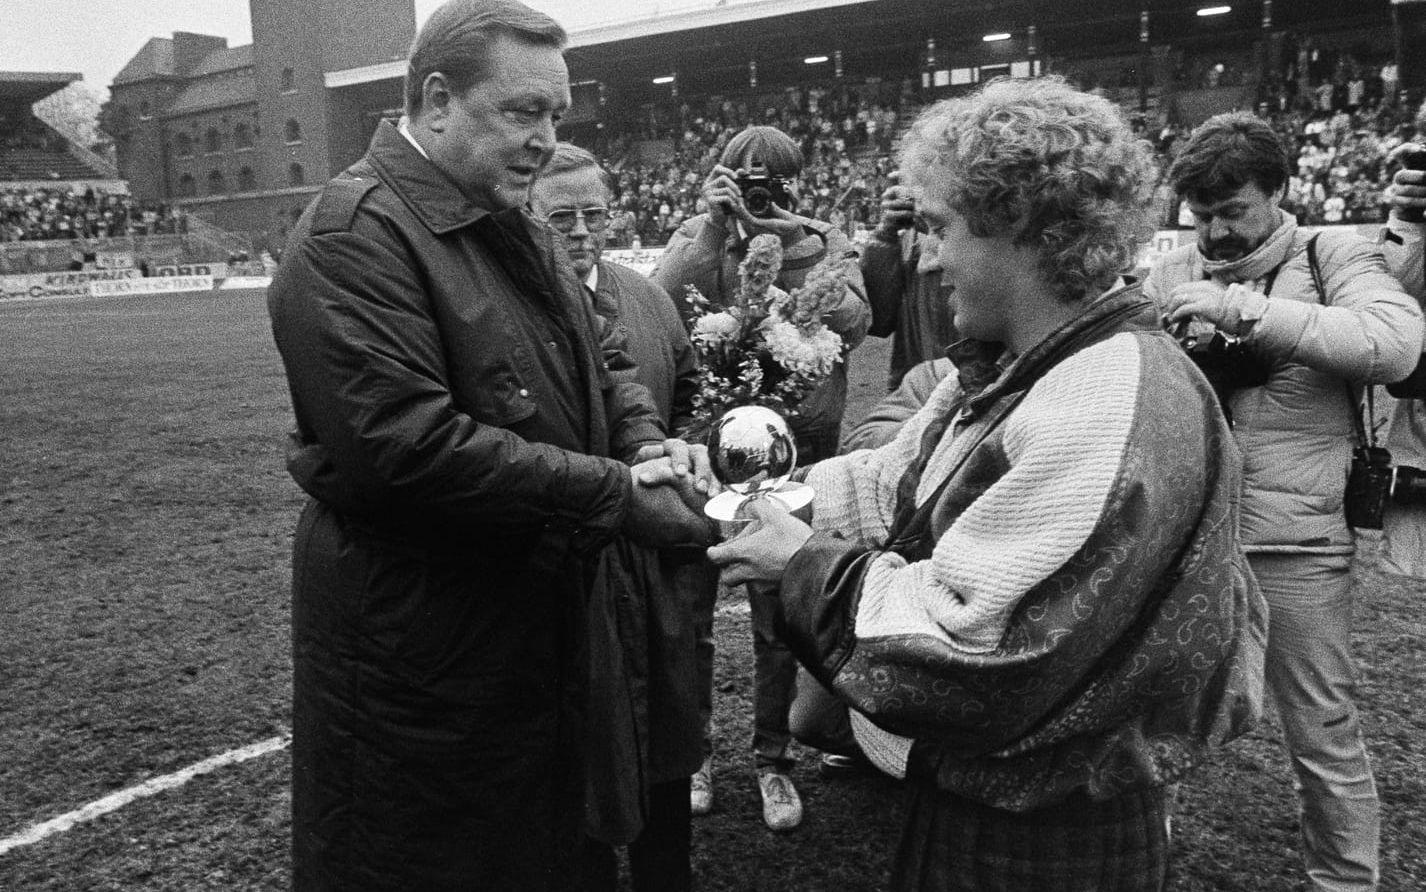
531,142,712,892
267,2,712,889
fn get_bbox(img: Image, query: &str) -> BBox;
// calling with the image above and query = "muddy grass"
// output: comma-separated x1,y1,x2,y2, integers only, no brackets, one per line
0,291,1421,890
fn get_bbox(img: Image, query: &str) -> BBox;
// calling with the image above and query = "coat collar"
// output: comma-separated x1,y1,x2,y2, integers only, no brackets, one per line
954,281,1158,418
363,120,499,236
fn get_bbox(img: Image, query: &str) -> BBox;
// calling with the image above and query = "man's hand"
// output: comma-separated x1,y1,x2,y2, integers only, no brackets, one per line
1386,161,1426,221
706,497,813,588
1162,280,1265,336
622,465,717,549
874,177,916,241
702,164,742,230
734,201,811,248
632,438,716,496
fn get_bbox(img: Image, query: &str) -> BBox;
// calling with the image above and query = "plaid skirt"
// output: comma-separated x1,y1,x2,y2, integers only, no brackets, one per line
891,782,1169,892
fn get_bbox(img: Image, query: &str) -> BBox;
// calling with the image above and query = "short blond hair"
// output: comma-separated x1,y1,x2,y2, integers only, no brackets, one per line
901,76,1155,302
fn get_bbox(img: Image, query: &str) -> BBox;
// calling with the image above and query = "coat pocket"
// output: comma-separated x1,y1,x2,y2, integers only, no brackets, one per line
470,368,538,427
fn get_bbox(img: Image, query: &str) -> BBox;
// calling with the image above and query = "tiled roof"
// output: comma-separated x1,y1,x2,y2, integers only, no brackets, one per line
187,45,253,78
113,38,175,85
163,70,257,117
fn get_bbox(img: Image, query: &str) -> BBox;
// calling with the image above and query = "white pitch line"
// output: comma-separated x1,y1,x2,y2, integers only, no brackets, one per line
0,734,291,856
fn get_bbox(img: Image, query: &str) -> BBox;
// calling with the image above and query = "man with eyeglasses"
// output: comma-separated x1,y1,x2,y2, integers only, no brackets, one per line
529,142,709,891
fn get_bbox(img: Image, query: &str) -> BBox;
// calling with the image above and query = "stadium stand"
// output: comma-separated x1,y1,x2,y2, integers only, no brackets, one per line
0,73,251,276
584,65,1422,245
4,0,1422,272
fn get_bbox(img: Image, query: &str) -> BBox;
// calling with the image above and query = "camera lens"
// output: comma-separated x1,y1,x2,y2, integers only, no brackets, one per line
1392,464,1426,505
744,186,772,217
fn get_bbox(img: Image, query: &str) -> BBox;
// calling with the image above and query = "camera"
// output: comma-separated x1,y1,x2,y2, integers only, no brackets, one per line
1346,445,1393,530
1344,448,1426,530
1392,463,1426,504
1175,325,1271,419
734,167,792,218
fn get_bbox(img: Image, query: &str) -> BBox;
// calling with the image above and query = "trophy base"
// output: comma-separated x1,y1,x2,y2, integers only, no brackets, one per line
704,482,814,522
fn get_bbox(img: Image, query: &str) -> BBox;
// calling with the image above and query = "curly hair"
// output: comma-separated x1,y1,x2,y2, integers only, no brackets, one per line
900,76,1156,303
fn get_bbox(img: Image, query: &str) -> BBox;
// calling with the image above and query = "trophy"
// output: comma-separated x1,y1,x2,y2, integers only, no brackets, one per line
703,405,815,522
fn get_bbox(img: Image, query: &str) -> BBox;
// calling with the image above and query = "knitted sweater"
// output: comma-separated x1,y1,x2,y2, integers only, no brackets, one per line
777,285,1267,811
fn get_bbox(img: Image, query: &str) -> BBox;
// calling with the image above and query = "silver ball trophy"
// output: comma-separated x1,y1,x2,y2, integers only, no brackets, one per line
703,405,815,522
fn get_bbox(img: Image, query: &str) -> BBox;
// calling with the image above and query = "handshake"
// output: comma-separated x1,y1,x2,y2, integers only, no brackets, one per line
621,438,721,550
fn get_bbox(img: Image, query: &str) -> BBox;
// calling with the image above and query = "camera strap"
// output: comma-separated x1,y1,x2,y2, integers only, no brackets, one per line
1305,234,1377,450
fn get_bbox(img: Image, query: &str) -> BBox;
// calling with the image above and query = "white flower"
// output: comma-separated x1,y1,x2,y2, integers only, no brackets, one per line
692,311,741,346
763,319,843,378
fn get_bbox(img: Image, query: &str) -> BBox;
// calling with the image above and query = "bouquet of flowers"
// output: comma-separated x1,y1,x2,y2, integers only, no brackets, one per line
682,233,851,435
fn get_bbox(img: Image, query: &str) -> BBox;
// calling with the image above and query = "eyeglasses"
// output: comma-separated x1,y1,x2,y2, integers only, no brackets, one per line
544,206,611,233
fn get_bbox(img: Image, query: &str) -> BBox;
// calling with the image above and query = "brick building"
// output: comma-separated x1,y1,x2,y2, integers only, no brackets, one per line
106,0,412,246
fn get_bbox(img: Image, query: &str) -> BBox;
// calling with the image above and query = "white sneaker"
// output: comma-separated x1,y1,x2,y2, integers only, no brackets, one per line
690,757,713,817
757,769,803,831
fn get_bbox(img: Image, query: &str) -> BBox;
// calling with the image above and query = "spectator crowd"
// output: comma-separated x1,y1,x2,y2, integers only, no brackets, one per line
0,186,185,242
1154,54,1423,228
583,60,1423,247
591,82,914,248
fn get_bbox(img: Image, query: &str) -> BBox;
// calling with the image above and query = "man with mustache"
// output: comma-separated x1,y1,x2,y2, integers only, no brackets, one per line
1146,111,1422,892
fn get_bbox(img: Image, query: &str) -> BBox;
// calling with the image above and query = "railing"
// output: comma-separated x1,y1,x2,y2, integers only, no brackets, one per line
0,231,259,275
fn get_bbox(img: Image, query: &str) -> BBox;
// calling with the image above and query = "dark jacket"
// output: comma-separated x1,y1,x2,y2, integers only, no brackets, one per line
268,122,664,890
583,260,710,844
841,357,954,453
860,229,959,390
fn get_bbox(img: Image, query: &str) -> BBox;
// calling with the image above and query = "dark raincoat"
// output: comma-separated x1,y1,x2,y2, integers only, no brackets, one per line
268,121,664,891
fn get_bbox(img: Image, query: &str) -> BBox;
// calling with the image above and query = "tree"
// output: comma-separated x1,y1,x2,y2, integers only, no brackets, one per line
33,83,105,152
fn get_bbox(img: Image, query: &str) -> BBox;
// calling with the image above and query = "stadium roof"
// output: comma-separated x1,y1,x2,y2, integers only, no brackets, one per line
567,0,875,47
563,0,1392,97
0,71,81,107
326,0,1393,93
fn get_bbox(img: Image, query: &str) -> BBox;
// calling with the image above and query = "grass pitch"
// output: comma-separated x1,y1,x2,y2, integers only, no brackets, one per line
0,291,1422,890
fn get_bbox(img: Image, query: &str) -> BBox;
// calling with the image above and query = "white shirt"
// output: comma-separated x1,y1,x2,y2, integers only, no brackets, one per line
397,118,431,160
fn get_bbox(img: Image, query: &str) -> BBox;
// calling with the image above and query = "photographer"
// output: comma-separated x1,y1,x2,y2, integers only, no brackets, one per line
655,127,870,459
653,125,870,831
1374,130,1426,578
1145,111,1423,892
859,175,958,390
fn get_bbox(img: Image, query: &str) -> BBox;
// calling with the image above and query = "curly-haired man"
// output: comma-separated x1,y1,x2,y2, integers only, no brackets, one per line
709,77,1267,891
